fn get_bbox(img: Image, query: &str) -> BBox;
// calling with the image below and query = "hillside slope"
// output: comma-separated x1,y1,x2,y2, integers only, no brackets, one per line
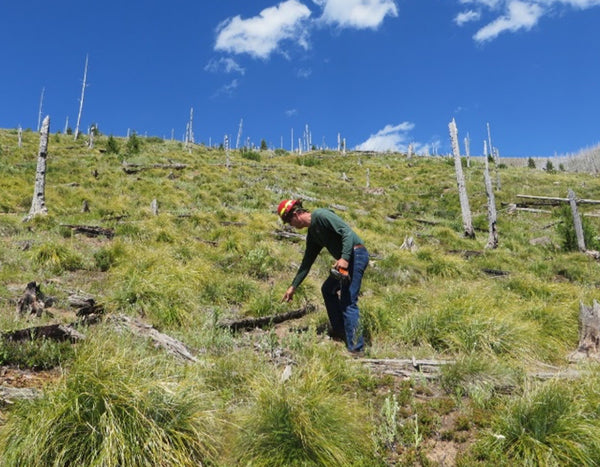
2,128,600,465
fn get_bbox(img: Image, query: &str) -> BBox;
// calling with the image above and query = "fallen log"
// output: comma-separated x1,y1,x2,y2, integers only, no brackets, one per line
219,304,317,332
122,162,188,174
274,229,305,240
107,315,198,362
61,224,114,238
360,358,454,380
517,194,600,205
2,324,86,342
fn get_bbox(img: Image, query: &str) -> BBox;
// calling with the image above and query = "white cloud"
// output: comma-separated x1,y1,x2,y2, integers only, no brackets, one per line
285,109,298,117
215,0,311,59
459,0,600,42
315,0,398,29
355,122,415,152
204,57,245,75
474,1,544,42
213,79,240,98
455,9,481,25
296,67,312,78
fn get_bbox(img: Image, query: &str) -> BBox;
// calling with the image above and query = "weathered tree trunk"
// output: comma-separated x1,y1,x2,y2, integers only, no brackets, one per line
449,118,475,238
484,157,498,249
494,147,501,190
487,123,501,191
568,189,586,252
74,54,88,141
17,126,22,148
88,125,94,148
569,301,600,362
151,199,159,215
108,315,198,362
24,116,50,221
37,87,45,132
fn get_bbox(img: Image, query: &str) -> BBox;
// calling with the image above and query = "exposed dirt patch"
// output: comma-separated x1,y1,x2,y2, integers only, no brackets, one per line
0,366,62,389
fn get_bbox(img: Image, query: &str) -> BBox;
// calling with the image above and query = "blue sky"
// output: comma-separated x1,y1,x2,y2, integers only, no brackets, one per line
2,0,599,157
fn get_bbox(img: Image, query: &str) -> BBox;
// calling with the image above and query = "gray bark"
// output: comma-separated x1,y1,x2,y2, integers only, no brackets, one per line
484,157,498,249
568,189,586,252
74,55,88,141
37,87,45,132
449,119,475,238
24,116,50,221
569,301,600,361
108,314,198,362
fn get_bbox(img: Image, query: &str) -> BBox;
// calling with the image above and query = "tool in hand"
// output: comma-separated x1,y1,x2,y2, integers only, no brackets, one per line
330,265,351,283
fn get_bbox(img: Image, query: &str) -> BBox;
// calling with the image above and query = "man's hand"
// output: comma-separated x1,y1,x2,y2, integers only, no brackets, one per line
282,286,296,302
334,258,349,271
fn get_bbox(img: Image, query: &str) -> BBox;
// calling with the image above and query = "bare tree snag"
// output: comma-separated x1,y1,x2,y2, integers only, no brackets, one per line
24,116,50,222
569,301,600,362
74,54,88,141
568,189,586,252
449,118,475,238
484,156,498,249
16,282,54,317
151,199,159,216
400,236,417,252
219,304,317,332
37,87,45,132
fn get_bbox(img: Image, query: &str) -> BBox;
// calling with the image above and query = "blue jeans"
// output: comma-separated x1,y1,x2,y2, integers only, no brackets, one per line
321,246,369,352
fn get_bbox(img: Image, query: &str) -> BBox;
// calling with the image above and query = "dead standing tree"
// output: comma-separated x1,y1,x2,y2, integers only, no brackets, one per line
24,116,50,221
568,188,586,252
449,118,475,238
484,156,498,248
74,54,88,141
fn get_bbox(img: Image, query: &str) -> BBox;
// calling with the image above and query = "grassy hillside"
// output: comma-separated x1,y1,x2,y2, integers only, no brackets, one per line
2,127,600,465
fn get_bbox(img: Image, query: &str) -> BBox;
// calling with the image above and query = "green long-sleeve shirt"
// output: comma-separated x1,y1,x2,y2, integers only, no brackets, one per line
291,208,364,288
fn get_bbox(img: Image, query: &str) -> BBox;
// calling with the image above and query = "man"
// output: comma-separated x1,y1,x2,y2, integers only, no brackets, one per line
278,199,369,353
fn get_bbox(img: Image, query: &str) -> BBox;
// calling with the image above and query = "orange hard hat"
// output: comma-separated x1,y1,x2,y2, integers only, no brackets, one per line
277,199,301,222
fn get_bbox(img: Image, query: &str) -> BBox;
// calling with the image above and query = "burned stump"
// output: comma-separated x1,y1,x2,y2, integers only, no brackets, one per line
16,282,54,317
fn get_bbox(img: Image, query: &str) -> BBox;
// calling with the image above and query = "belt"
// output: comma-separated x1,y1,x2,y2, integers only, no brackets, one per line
353,244,365,250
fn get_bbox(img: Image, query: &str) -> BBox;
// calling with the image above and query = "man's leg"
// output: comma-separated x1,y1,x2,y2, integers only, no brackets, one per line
340,247,369,352
321,275,344,340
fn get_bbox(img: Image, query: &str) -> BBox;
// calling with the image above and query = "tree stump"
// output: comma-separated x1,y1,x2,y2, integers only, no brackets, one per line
569,300,600,362
16,282,53,317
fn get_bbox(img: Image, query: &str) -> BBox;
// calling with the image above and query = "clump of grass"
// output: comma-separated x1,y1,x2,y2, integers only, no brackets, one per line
556,205,600,252
0,337,74,370
93,240,127,271
440,355,523,402
29,241,85,274
0,329,221,466
231,358,376,466
473,380,600,465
